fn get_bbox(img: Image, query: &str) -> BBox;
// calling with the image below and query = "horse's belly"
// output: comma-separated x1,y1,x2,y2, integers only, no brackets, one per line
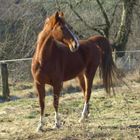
63,71,82,81
63,60,85,81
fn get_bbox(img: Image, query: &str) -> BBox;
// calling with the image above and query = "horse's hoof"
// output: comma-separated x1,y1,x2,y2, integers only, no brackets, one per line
53,123,60,129
79,117,85,123
87,113,90,117
36,125,45,132
85,113,90,118
36,128,43,133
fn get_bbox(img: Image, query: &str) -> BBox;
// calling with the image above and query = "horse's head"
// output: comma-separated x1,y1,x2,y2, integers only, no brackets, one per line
44,11,79,52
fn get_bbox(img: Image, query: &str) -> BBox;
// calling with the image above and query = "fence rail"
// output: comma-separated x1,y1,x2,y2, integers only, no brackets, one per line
0,58,32,64
0,50,140,99
113,50,140,71
0,58,32,99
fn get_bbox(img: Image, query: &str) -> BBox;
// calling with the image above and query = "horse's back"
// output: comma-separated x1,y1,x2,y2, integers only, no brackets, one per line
88,35,110,47
88,35,107,41
88,35,111,53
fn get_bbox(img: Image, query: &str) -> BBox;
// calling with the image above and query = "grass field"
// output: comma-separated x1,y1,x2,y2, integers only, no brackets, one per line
0,76,140,140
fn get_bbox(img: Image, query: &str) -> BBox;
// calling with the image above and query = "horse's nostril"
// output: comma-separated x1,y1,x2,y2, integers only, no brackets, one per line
68,41,79,52
72,41,76,48
72,40,79,49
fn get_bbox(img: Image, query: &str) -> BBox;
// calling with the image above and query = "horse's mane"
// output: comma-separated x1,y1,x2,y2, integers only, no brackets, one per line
37,28,50,50
36,12,65,53
34,24,51,62
34,12,68,62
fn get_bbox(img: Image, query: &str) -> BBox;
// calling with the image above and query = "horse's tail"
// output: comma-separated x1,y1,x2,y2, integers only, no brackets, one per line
98,37,119,95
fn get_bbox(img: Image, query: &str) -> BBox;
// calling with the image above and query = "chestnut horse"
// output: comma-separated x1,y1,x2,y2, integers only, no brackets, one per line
32,11,79,131
31,11,118,131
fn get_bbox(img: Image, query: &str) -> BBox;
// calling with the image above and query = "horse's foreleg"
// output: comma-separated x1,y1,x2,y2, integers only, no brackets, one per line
53,85,62,128
35,82,46,132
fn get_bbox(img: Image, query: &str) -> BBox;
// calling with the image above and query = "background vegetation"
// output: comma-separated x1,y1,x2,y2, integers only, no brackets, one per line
0,78,140,139
0,0,140,60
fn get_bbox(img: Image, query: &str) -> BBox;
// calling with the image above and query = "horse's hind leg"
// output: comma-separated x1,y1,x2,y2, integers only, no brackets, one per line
35,82,46,132
78,74,86,96
79,68,97,122
53,84,62,128
78,74,89,116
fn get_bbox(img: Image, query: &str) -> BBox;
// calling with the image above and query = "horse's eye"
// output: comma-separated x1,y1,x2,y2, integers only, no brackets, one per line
59,24,63,29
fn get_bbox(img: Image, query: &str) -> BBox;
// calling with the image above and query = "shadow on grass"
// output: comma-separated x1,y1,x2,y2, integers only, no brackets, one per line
61,136,79,140
61,132,111,140
0,81,107,104
98,124,140,130
0,95,21,103
92,132,111,138
128,125,140,129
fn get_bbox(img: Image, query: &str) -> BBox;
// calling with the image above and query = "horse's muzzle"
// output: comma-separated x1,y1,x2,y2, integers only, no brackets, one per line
69,41,79,52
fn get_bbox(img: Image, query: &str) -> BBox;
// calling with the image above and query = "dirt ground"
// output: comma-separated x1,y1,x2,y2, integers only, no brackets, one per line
0,79,140,140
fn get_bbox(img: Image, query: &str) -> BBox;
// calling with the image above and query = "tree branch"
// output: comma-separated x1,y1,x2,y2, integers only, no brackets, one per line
55,0,61,11
96,0,111,38
96,0,110,27
69,3,104,36
110,1,120,26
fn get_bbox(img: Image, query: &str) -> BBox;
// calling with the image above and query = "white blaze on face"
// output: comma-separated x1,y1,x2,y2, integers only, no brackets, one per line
65,24,79,50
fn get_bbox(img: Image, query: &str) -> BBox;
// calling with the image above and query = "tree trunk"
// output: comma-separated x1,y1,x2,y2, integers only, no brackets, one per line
112,0,137,57
1,63,10,99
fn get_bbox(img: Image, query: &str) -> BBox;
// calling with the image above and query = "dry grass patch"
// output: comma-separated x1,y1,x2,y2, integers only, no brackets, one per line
0,81,140,139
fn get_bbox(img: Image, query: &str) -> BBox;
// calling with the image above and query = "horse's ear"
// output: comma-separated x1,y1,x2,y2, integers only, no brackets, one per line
45,18,49,24
55,11,59,21
59,11,64,17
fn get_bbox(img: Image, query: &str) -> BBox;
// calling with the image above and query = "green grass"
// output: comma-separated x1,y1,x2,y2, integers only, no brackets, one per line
0,84,140,140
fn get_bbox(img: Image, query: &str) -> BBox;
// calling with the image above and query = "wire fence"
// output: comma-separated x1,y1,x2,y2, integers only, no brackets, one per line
113,50,140,71
0,50,140,98
0,58,32,83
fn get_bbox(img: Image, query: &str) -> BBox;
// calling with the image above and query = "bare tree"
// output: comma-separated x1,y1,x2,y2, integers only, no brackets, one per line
0,0,139,59
72,0,138,56
112,0,138,56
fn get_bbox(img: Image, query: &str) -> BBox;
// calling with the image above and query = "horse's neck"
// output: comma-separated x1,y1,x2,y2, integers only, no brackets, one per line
35,33,55,62
37,28,51,50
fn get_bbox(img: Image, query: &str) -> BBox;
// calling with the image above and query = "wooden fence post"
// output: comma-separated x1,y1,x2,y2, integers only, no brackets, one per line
1,63,10,99
112,50,116,62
